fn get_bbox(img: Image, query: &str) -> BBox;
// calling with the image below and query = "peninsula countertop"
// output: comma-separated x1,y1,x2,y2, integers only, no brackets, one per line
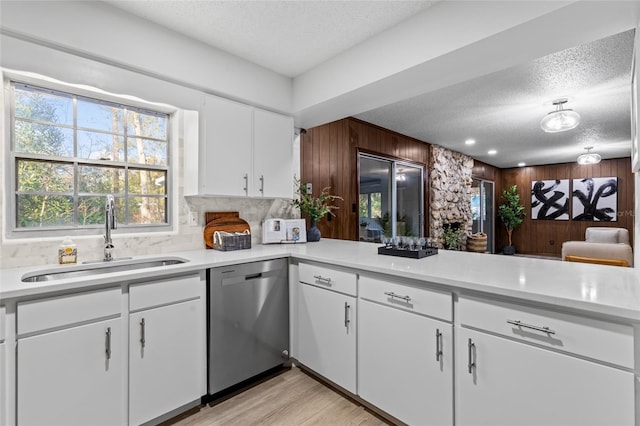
2,239,639,321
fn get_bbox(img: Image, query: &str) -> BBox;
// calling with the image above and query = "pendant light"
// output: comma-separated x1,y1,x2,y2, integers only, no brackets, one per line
577,146,601,165
540,99,581,133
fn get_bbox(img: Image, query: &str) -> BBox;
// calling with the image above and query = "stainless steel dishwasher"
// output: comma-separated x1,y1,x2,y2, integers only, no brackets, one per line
208,258,289,395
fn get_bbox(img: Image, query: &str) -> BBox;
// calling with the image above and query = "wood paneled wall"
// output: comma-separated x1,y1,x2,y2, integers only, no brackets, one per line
499,158,635,257
301,119,635,257
300,118,430,240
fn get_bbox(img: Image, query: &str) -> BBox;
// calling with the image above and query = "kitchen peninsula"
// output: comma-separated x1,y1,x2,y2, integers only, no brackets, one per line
1,239,639,425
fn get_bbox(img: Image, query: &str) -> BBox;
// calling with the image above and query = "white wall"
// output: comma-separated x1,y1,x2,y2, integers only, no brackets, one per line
0,1,299,268
0,0,292,113
0,64,297,268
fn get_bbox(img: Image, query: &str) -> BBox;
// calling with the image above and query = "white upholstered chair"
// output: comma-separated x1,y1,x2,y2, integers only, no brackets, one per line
561,227,633,267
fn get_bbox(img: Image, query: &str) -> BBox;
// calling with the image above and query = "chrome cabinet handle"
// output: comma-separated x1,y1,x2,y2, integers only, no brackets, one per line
435,329,443,362
259,175,264,195
344,302,350,329
140,318,146,348
313,275,332,285
105,327,112,360
467,338,476,374
384,291,411,303
243,173,248,195
507,320,556,335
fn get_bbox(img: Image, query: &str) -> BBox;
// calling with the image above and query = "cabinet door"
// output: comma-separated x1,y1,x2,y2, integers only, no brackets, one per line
17,318,123,426
203,95,253,196
456,327,635,426
0,341,4,426
296,282,356,393
129,299,204,426
359,300,453,425
253,109,293,198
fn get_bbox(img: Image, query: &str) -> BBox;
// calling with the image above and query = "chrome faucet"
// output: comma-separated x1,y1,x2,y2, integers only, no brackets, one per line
104,195,116,261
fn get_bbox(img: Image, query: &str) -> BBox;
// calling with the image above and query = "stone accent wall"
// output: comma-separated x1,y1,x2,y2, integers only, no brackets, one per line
429,145,474,248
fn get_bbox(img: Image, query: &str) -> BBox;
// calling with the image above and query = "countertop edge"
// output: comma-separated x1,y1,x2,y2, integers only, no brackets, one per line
2,241,639,322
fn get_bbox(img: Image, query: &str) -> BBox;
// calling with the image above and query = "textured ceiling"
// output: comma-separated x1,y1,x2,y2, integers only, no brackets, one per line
103,0,437,77
356,29,635,168
100,1,634,168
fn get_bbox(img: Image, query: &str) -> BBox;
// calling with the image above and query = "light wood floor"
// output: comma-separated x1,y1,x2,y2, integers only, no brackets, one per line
168,367,392,426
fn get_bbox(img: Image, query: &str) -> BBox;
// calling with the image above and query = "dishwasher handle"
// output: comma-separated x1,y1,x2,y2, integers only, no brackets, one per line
245,272,263,280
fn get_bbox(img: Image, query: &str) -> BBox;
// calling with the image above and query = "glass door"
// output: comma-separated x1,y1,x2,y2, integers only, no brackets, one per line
358,153,424,242
358,156,392,242
396,162,423,238
471,178,494,253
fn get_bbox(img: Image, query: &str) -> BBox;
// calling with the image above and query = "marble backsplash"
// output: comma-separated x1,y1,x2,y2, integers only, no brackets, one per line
0,196,298,269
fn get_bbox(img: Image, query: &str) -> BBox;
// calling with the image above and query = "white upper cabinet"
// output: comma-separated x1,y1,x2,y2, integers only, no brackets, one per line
201,95,253,197
253,108,294,198
194,94,294,198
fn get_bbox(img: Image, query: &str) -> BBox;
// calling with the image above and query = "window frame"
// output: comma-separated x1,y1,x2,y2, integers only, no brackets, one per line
5,75,176,239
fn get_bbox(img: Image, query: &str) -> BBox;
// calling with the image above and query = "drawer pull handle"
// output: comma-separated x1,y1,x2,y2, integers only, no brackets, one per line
105,327,112,360
313,275,332,285
507,320,556,335
467,338,475,374
435,329,443,362
243,173,248,195
384,291,411,303
140,318,146,348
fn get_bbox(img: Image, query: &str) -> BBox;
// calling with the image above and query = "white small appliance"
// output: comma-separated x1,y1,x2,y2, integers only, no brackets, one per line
262,218,307,244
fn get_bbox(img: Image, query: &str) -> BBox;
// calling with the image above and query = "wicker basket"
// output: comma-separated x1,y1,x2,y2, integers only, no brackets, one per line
467,232,487,253
213,230,251,251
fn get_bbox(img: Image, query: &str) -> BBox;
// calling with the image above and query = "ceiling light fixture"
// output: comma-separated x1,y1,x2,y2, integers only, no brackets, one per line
540,98,581,133
577,146,601,165
518,162,526,167
465,139,475,145
488,149,497,155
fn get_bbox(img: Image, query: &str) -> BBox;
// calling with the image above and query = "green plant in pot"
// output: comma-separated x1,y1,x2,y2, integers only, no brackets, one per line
498,185,526,255
292,179,343,242
442,225,463,250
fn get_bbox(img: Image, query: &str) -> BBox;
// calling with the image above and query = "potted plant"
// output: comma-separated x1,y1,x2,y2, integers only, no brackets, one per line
442,226,463,250
498,185,526,255
292,179,343,242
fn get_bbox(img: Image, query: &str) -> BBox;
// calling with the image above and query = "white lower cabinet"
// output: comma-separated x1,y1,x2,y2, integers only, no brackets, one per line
0,340,5,426
0,306,5,426
296,281,357,393
17,318,124,426
16,288,123,426
129,299,203,425
129,275,204,426
456,326,636,426
358,299,453,425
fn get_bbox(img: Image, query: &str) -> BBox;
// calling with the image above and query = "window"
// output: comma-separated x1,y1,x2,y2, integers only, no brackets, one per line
10,82,170,234
359,192,382,218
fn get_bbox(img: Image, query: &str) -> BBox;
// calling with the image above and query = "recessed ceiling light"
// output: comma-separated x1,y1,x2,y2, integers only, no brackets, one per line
518,162,526,167
465,139,475,145
488,149,497,155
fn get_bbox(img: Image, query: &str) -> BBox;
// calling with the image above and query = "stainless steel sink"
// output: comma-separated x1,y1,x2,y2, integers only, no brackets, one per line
21,257,188,283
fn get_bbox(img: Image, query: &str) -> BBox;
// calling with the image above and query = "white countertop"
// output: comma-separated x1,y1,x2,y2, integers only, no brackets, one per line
2,239,639,321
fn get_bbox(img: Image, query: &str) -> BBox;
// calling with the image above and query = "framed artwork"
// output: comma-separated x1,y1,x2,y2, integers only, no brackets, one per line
571,177,618,221
631,34,639,172
531,179,569,220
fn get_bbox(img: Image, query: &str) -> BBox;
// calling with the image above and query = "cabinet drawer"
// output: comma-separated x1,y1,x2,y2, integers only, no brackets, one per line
130,274,201,311
458,295,634,368
359,275,452,321
18,287,121,336
298,262,356,296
